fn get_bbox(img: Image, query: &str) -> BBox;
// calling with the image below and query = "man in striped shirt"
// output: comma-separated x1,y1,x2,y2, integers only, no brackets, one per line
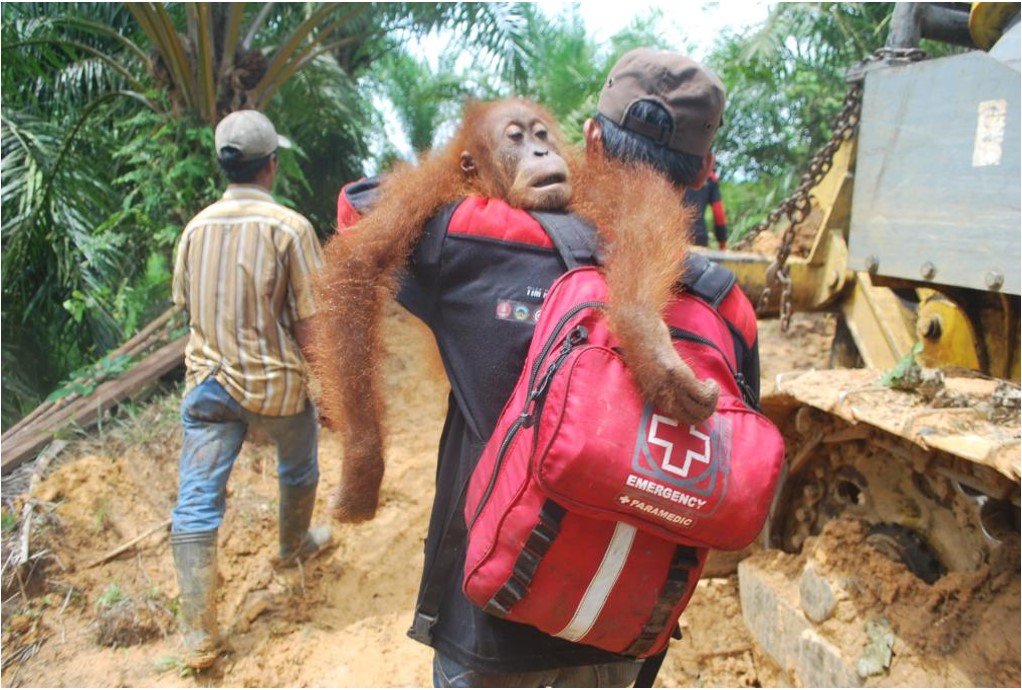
169,110,330,669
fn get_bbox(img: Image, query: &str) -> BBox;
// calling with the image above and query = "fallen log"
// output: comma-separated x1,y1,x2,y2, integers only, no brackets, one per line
1,307,182,444
0,335,187,475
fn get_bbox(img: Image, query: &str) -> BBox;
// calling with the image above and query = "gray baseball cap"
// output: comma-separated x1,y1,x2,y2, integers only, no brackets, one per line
597,48,725,156
214,110,292,162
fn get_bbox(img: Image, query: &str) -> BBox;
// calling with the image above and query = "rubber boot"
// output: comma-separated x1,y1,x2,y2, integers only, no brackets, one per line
170,530,220,669
276,482,333,567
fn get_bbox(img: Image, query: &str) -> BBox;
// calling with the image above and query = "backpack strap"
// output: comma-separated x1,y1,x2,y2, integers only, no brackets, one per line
635,648,669,688
623,545,700,657
681,252,761,406
537,218,734,305
682,252,736,308
407,463,470,646
409,211,598,648
529,211,603,269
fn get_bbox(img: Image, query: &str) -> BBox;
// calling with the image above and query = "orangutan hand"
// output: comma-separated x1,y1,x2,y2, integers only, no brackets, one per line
643,361,720,426
613,311,720,425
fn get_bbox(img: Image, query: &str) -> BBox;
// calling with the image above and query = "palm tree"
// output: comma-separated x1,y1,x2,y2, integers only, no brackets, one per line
516,4,669,143
2,3,148,425
0,1,533,428
124,2,539,124
710,2,897,181
127,3,368,123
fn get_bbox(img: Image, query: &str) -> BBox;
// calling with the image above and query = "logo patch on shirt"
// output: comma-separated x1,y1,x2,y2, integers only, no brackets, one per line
496,300,540,323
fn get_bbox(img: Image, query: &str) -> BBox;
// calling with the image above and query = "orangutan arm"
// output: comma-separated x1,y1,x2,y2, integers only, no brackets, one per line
311,160,463,523
311,244,386,522
570,157,719,425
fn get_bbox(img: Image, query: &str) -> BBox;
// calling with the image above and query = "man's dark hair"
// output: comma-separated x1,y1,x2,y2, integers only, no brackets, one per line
217,147,274,184
595,100,704,187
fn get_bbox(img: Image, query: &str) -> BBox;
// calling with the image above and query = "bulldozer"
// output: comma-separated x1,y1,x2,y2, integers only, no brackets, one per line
696,2,1020,685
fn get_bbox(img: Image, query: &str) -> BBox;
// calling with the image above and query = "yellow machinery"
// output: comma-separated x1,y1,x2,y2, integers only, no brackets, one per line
699,4,1021,683
703,4,1021,686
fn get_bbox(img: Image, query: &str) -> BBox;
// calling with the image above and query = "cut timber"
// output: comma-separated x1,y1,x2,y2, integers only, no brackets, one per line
0,335,187,474
1,307,182,444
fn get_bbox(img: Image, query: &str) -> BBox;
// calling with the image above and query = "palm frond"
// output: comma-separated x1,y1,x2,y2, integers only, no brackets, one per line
251,3,369,108
187,3,217,122
129,2,198,114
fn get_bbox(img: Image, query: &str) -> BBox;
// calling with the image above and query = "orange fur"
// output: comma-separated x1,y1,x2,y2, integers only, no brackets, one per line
312,99,717,524
311,155,465,522
570,155,720,423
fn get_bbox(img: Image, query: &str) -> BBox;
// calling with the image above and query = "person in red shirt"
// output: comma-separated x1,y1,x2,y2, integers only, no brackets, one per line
683,166,729,248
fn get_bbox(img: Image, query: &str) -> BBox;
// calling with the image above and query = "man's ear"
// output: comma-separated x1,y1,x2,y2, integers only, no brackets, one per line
460,151,477,175
583,118,604,159
689,151,715,190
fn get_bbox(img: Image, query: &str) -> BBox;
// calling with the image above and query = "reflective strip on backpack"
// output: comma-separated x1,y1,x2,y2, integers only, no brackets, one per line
555,522,637,641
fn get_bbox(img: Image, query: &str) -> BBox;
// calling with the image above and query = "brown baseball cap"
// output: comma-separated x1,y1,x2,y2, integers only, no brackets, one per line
214,110,291,162
597,48,725,156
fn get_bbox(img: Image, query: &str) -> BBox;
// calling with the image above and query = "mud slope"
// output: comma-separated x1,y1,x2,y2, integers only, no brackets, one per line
2,308,1018,688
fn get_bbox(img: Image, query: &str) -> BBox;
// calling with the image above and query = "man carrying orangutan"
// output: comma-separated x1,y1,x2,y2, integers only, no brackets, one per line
323,49,759,687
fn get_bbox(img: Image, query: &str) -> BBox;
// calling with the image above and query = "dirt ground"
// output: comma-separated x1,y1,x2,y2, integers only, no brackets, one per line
1,305,1018,688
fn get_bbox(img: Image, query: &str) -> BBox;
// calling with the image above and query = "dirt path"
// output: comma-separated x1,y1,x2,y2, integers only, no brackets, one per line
1,307,1017,687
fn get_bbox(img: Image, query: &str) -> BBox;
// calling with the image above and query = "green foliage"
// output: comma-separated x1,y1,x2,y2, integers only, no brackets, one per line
1,105,128,426
154,656,197,679
355,5,542,170
115,252,174,336
709,3,897,182
374,50,474,155
879,342,925,388
706,3,898,239
111,107,220,248
44,352,133,402
1,4,171,427
267,55,372,234
95,582,126,608
1,509,16,534
510,5,673,144
1,91,213,425
719,174,797,245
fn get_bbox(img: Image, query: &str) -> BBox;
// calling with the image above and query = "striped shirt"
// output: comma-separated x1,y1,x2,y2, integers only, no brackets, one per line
172,184,323,416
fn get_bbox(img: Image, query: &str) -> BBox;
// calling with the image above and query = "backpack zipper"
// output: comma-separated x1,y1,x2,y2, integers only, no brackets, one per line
468,300,602,530
524,301,605,401
524,324,590,426
668,327,756,406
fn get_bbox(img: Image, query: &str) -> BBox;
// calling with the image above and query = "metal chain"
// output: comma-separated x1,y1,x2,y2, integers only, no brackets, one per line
745,46,927,332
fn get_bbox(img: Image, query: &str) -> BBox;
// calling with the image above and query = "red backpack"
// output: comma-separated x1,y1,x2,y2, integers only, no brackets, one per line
462,250,785,657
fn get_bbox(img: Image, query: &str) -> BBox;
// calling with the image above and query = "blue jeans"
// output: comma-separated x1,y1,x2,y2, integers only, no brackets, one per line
432,651,643,688
171,378,319,533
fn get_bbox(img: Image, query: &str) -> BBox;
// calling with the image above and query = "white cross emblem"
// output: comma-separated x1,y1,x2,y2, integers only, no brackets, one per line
648,414,711,478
